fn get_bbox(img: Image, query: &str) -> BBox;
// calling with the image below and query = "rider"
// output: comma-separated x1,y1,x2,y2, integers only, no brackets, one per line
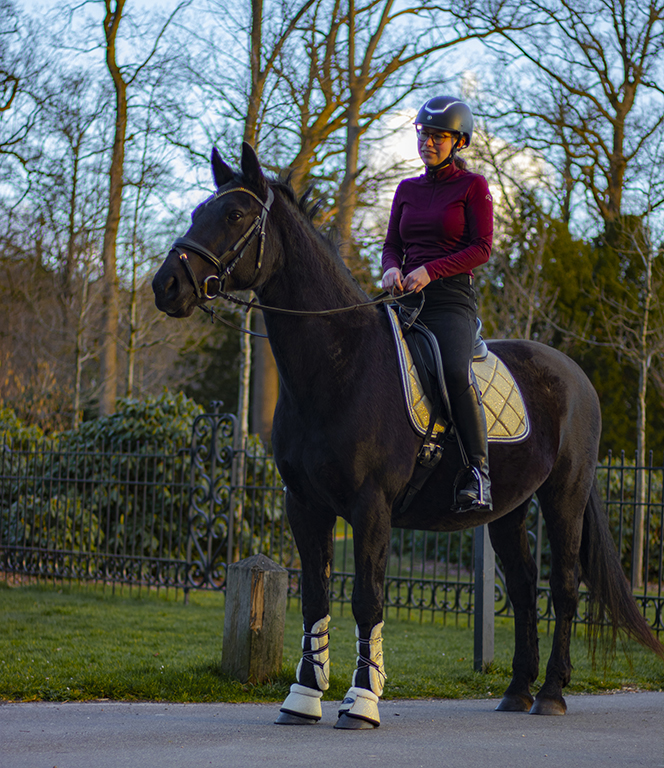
382,95,493,513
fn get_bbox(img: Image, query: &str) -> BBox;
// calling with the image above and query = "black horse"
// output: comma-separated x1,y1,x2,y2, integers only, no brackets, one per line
153,143,663,729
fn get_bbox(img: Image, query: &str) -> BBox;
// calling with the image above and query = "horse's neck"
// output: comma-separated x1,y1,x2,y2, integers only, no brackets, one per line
256,213,382,397
260,211,367,311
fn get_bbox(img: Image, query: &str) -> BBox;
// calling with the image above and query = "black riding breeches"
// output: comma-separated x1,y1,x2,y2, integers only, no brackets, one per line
400,275,477,401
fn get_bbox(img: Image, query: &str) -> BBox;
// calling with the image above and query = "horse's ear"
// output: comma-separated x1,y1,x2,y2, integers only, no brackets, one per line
240,142,267,197
211,147,234,189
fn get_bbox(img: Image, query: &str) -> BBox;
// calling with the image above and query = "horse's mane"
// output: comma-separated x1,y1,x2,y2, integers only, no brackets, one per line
236,170,370,306
238,170,324,223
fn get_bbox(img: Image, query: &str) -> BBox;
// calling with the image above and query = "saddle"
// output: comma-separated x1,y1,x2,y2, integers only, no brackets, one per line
385,305,530,445
385,304,531,514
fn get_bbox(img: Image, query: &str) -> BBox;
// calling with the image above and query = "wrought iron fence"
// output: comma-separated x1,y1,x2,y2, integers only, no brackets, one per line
1,413,662,635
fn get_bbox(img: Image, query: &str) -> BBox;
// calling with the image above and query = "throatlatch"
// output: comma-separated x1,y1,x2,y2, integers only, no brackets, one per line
276,615,330,724
337,622,387,728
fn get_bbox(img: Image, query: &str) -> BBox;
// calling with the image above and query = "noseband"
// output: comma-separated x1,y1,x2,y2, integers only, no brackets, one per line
172,185,275,300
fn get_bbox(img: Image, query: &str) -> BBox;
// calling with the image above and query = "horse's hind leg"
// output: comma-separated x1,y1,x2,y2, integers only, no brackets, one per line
276,491,335,725
489,498,539,712
530,478,586,716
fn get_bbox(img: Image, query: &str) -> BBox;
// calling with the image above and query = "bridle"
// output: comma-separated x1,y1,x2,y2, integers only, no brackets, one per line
172,185,275,300
171,181,418,336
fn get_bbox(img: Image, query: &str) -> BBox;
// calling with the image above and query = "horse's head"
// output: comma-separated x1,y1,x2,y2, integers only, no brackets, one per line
152,143,275,318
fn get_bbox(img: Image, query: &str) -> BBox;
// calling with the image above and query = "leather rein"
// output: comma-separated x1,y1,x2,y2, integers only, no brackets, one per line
172,183,416,337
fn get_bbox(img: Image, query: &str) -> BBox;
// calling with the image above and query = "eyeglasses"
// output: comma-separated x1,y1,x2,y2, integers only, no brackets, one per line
416,127,456,145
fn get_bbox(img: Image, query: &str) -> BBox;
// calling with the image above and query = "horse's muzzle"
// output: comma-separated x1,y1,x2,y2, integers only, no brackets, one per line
152,251,198,317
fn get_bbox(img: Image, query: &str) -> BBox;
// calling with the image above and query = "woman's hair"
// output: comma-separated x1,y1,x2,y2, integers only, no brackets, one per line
454,156,468,171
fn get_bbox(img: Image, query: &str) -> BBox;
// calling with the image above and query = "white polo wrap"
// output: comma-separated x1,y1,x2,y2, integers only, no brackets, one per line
351,621,387,696
296,614,330,691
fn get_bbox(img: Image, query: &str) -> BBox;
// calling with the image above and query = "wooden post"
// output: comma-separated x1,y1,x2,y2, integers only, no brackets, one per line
222,554,288,683
474,524,495,672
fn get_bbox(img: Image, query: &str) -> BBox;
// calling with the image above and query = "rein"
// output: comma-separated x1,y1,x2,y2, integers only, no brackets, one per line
173,181,418,336
199,290,420,338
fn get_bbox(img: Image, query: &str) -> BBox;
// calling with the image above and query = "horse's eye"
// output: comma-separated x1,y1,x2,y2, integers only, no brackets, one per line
228,210,243,222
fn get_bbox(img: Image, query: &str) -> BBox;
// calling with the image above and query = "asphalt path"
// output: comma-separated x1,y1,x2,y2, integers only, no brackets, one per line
1,692,662,768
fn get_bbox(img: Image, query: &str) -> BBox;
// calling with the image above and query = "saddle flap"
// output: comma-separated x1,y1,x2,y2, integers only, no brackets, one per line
386,306,530,444
403,324,447,412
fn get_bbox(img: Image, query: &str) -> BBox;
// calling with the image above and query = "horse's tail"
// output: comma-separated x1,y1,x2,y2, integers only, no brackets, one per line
579,482,664,662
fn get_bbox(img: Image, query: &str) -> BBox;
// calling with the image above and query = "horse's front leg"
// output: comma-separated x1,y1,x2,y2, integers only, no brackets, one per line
276,490,335,725
335,488,390,730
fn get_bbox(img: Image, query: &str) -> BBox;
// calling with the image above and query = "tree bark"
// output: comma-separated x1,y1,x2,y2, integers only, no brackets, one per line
632,229,653,590
251,312,278,446
336,0,360,265
230,307,253,563
100,0,128,416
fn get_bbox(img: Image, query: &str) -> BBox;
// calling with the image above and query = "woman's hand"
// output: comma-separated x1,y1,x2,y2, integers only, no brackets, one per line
382,267,404,294
403,266,431,293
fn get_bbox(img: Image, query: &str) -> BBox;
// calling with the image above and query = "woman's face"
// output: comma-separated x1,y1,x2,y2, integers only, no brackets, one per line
416,127,464,167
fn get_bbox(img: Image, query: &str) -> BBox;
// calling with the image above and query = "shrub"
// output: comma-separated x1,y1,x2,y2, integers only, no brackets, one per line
0,405,44,444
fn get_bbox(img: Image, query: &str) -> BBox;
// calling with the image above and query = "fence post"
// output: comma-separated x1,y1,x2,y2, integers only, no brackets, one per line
474,524,495,672
221,553,288,683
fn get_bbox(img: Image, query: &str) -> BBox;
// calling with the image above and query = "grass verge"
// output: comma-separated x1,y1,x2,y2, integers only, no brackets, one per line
1,581,662,703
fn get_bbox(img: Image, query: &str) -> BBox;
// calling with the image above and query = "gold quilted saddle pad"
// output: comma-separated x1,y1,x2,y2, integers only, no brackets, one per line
386,306,531,444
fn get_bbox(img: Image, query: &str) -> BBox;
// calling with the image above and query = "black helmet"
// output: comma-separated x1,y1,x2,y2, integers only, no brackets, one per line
415,96,473,147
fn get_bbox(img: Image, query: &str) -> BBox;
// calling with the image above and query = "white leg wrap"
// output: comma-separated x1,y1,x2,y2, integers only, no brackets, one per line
295,614,330,691
351,621,387,697
280,683,324,721
338,686,381,726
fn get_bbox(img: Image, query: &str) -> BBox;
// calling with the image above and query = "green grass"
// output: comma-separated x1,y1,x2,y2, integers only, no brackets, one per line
0,581,662,703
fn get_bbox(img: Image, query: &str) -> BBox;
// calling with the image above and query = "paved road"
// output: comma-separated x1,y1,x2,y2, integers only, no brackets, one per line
1,693,662,768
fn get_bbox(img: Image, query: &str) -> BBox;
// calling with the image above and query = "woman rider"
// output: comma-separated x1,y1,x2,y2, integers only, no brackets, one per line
382,95,493,513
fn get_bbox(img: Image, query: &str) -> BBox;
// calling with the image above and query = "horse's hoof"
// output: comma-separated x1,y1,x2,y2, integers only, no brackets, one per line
334,713,378,730
529,697,567,716
495,693,533,712
275,711,320,725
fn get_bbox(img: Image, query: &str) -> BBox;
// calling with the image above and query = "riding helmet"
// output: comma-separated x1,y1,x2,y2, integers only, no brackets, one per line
415,96,473,147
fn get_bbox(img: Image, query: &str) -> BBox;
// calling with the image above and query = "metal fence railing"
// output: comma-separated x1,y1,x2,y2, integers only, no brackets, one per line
1,413,662,636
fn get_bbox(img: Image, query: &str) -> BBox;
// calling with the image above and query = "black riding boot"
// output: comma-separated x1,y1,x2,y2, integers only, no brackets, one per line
451,384,493,513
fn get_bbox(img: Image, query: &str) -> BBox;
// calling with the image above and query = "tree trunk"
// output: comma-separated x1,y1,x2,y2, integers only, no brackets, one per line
244,0,263,148
230,307,253,564
100,0,128,416
336,0,359,266
251,312,278,447
632,358,647,591
126,259,138,398
244,0,279,440
632,235,653,591
72,274,90,430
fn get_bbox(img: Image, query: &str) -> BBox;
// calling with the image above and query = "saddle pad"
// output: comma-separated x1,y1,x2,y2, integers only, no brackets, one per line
386,306,531,444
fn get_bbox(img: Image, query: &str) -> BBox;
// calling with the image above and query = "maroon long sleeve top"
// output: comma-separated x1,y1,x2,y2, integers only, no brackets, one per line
382,163,493,280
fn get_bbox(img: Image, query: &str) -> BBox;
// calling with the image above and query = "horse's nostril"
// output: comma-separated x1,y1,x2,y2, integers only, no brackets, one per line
163,274,177,298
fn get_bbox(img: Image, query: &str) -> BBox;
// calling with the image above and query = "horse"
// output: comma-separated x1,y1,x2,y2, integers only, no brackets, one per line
152,142,663,729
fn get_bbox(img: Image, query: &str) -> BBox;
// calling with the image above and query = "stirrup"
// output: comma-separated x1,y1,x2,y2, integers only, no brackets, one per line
452,465,492,513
